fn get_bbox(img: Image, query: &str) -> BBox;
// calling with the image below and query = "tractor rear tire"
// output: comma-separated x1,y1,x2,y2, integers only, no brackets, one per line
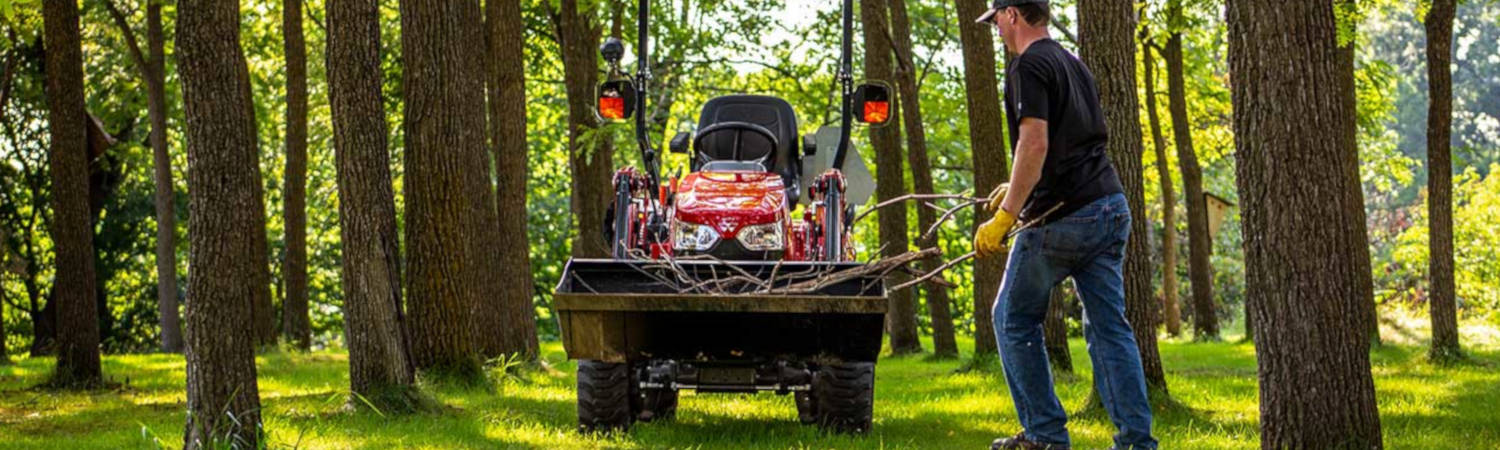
578,360,633,433
812,361,875,433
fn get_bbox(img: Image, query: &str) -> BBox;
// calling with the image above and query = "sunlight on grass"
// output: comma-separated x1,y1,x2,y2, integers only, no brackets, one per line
3,321,1498,449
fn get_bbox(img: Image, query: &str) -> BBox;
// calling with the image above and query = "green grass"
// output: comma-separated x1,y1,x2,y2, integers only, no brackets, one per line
2,329,1498,449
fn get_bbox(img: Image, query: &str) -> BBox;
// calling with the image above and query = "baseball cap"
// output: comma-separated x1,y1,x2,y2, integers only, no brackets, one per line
975,0,1048,24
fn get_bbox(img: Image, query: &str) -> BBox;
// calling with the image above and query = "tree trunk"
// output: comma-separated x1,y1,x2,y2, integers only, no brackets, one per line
0,231,7,364
888,0,955,358
552,0,614,259
860,0,920,355
399,0,488,380
1044,284,1072,374
327,0,420,409
1424,0,1460,361
1244,297,1254,342
104,0,183,353
0,257,6,364
145,0,183,355
1227,0,1383,446
952,0,1010,359
42,0,102,387
252,182,275,348
282,0,311,352
1141,30,1180,338
1163,0,1216,341
488,0,539,359
177,0,266,444
1078,0,1168,394
468,0,513,360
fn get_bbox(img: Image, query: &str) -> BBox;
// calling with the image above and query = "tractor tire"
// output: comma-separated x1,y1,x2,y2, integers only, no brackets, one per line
812,361,874,433
577,360,633,433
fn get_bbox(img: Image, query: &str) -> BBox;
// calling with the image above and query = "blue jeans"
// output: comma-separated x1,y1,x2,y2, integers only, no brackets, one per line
992,193,1156,449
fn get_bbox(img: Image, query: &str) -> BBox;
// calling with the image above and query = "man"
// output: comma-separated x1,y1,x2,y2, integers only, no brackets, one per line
971,1,1158,449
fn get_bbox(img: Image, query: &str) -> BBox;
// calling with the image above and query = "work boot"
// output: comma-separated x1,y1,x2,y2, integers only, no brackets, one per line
991,432,1070,450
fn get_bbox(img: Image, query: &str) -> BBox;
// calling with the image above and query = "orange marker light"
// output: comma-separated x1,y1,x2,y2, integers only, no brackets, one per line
599,96,626,120
862,100,889,124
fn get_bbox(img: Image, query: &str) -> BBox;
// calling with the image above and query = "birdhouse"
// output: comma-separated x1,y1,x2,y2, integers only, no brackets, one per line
1204,192,1235,242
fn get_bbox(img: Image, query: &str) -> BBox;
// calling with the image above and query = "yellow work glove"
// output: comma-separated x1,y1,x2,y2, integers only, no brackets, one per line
985,183,1010,212
973,208,1018,258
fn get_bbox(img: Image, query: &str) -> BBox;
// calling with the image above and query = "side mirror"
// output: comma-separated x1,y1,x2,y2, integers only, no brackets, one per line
597,79,636,122
669,131,691,154
803,134,818,156
852,82,891,126
600,37,625,65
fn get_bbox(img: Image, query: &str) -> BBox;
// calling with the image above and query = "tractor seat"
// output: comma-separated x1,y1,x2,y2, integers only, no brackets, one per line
695,95,801,204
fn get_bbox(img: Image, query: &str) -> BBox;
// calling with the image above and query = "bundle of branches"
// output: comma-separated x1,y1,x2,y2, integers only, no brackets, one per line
587,247,944,297
572,186,1038,298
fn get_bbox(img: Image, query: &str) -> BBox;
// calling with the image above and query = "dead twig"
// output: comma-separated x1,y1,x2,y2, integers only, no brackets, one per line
570,272,599,294
851,193,984,224
764,248,940,295
921,198,985,241
891,251,975,292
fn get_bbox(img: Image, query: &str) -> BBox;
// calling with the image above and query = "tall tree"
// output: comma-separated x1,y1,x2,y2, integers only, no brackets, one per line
1424,0,1460,361
0,229,8,364
42,0,102,387
467,0,508,360
952,0,1010,359
1163,0,1216,340
102,0,182,353
252,216,276,348
0,47,11,365
281,0,312,351
177,0,266,444
861,0,921,354
1078,0,1168,393
550,0,614,259
488,0,539,359
253,181,276,347
328,0,421,409
1227,0,1383,446
1044,286,1072,374
1140,27,1181,337
400,0,488,379
889,0,955,357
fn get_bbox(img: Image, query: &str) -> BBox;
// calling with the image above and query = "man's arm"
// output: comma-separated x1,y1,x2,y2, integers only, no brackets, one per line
1000,117,1047,216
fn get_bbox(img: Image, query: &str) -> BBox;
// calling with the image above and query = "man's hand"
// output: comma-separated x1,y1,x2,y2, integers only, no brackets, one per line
985,183,1010,212
973,208,1018,258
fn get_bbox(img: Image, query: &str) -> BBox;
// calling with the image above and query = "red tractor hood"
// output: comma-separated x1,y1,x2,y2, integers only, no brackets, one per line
674,171,785,239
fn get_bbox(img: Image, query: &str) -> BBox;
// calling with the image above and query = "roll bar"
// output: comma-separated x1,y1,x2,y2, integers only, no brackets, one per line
618,0,859,200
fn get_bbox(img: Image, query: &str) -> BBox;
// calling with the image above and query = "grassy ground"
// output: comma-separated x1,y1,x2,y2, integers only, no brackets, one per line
2,323,1498,449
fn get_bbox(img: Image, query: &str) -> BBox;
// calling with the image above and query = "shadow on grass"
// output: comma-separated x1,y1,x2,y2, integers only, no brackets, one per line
1381,375,1500,446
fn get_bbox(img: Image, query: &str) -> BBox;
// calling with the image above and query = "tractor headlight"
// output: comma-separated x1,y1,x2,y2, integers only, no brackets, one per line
673,221,719,251
737,222,784,251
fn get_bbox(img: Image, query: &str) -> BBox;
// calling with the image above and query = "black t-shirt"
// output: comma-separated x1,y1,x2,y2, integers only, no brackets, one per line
1003,38,1123,223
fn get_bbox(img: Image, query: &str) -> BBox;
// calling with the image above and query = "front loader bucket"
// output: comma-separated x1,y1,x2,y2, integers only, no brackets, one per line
554,259,888,363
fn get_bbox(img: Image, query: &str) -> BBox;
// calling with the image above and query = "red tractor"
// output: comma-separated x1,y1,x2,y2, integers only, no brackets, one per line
555,0,893,434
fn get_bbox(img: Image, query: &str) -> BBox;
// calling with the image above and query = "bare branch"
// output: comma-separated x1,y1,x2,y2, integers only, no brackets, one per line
891,251,975,292
101,0,151,80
